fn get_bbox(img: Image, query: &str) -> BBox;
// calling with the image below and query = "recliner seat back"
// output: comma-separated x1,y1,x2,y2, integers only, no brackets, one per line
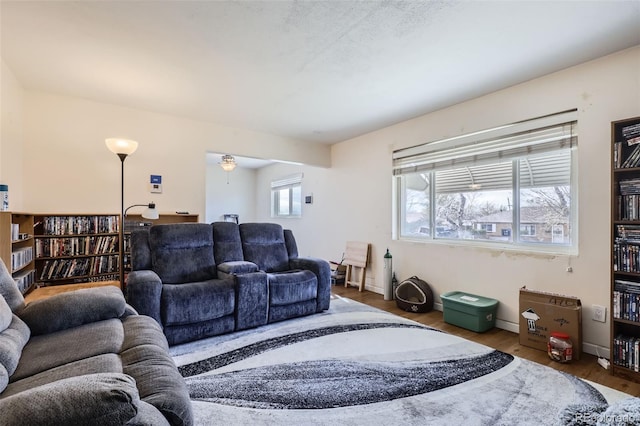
239,223,290,272
212,221,245,264
148,223,217,283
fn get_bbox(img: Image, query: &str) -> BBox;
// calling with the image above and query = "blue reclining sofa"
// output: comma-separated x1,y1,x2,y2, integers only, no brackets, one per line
126,222,331,345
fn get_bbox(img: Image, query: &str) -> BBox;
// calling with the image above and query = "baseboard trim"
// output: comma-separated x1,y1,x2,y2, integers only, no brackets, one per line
435,302,610,359
365,291,612,360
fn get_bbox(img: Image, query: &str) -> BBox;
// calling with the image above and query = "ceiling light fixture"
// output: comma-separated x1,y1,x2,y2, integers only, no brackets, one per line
220,154,237,184
220,154,237,172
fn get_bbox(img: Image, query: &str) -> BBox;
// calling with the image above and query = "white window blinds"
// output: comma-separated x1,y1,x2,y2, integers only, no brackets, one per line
392,110,577,176
434,150,571,194
271,173,303,189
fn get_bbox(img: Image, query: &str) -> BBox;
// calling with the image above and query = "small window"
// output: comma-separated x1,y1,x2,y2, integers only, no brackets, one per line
271,173,303,218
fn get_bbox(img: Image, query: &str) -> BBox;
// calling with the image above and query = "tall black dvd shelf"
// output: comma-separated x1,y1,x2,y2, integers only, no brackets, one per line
611,116,640,383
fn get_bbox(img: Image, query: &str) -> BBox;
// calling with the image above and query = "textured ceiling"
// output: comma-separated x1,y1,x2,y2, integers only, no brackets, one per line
1,1,639,145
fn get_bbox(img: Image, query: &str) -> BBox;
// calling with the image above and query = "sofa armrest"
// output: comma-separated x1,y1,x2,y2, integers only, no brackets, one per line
127,400,171,426
0,373,140,426
235,271,269,330
290,257,332,311
217,261,259,279
18,286,126,336
125,270,163,326
124,303,139,317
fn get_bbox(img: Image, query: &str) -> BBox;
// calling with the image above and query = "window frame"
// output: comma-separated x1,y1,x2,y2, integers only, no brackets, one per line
392,111,578,255
271,173,303,218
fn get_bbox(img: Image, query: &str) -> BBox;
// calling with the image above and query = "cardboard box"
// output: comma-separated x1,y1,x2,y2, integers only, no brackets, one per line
519,287,582,360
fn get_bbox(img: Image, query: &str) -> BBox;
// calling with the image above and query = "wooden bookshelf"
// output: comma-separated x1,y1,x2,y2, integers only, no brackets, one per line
33,214,120,286
0,212,36,294
611,116,640,383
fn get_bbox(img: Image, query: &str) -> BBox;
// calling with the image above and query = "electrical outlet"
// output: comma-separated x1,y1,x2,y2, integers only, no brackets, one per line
592,304,606,322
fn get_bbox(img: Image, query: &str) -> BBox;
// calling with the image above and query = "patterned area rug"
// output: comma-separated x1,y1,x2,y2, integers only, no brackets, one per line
171,296,639,425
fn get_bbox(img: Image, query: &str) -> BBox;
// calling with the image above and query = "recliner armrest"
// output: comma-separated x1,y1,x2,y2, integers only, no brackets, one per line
290,257,332,312
289,257,330,276
217,261,259,279
125,270,163,326
18,286,126,336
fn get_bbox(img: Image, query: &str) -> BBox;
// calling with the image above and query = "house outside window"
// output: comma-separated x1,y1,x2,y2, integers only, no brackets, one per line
393,110,577,254
271,173,303,218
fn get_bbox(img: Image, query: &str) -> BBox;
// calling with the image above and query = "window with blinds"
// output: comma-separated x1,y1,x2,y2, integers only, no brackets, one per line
271,173,303,218
393,110,577,252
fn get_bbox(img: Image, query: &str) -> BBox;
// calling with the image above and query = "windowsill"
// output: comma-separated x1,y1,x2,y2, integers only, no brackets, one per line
398,236,578,257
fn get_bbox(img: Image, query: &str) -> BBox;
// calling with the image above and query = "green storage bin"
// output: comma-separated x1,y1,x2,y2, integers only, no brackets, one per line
441,291,499,332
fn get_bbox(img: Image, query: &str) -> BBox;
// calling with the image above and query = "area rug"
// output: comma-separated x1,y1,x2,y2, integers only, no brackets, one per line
171,295,639,425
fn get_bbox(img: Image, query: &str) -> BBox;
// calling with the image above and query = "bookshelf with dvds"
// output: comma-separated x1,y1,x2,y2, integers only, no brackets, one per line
0,212,36,294
611,116,640,382
33,214,120,286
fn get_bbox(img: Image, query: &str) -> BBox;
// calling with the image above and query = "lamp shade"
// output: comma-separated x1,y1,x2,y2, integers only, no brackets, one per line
142,203,160,220
105,138,139,156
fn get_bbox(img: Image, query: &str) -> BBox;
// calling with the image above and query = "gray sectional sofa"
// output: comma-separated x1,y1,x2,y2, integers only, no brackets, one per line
126,222,331,345
0,259,193,426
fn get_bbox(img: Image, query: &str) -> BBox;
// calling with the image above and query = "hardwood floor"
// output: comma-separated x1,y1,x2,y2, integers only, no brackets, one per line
332,285,640,397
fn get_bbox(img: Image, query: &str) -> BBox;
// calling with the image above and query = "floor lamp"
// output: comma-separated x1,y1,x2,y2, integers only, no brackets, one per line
106,138,139,289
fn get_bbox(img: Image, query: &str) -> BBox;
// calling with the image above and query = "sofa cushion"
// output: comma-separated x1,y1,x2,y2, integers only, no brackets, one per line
0,314,30,390
130,227,152,270
150,223,217,283
240,223,290,272
18,286,126,336
0,363,7,395
11,318,124,382
0,294,12,331
3,353,123,398
121,315,169,353
0,373,140,426
212,221,245,264
128,400,172,426
269,270,318,306
0,259,24,312
161,279,235,326
283,229,299,258
163,316,235,346
269,299,318,323
121,344,194,426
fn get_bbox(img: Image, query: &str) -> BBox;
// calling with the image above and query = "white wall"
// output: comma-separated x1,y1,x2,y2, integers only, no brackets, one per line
205,160,257,224
258,46,640,357
256,163,333,257
0,59,25,210
15,91,330,218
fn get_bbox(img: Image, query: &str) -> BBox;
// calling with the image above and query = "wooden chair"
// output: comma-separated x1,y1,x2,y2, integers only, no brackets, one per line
343,241,370,292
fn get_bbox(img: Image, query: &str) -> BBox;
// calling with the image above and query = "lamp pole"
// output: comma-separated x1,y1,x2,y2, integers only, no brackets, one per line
118,153,127,288
106,138,138,290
